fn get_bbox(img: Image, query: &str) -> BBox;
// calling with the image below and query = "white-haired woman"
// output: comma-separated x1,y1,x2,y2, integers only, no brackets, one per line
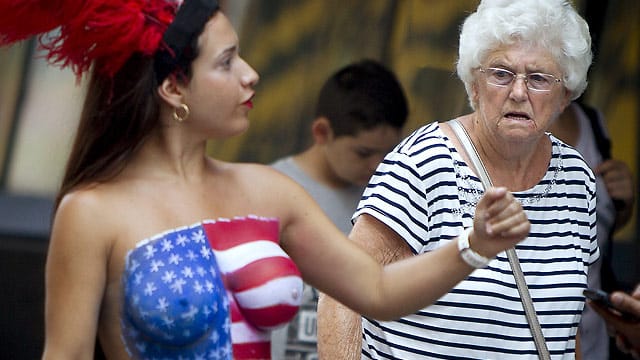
318,0,597,358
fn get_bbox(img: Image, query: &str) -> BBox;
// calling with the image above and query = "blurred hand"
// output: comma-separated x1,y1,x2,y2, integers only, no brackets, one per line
596,159,635,228
589,284,640,359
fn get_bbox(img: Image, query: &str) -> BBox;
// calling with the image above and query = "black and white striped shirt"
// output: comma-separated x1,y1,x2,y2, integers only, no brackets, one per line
354,122,598,359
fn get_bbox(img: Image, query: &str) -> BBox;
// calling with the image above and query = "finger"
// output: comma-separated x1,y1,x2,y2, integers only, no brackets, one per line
596,159,625,175
484,199,525,231
486,207,527,233
595,159,615,175
496,219,530,240
483,193,521,220
588,300,625,326
616,334,631,354
477,187,508,209
602,171,632,189
611,291,640,317
474,187,509,231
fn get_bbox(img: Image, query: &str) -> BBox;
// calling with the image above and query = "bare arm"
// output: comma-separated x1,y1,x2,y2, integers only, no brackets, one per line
317,215,413,359
42,192,110,360
316,295,362,360
281,184,529,321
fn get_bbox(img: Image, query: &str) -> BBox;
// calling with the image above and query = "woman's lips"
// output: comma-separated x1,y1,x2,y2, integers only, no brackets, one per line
505,112,530,120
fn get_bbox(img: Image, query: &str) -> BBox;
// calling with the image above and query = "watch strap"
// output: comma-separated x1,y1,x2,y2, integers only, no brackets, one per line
457,227,491,268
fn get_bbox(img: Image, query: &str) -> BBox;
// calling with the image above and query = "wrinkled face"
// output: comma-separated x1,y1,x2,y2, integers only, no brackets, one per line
324,125,402,187
472,43,571,143
180,12,259,138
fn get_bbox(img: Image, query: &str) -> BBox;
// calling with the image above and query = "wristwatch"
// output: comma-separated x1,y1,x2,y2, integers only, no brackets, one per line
457,227,491,269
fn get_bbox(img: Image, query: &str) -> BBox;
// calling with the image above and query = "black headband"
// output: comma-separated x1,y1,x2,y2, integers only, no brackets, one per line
154,0,220,83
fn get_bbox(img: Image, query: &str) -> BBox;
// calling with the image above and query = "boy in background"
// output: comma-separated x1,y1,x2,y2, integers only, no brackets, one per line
270,59,409,359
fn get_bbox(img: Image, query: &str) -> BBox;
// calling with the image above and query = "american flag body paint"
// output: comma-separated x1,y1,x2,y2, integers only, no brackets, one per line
203,216,303,359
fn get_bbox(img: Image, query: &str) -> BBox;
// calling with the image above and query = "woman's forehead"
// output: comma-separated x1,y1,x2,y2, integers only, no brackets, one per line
198,12,238,54
483,43,559,71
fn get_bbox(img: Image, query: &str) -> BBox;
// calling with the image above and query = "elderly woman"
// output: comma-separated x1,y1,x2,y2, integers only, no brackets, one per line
317,0,597,359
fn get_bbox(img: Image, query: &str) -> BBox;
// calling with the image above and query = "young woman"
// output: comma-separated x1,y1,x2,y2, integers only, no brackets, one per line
0,1,529,359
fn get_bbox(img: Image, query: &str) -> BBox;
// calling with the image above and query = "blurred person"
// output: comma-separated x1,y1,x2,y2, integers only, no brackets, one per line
270,59,408,359
0,1,530,359
550,100,635,359
317,0,598,358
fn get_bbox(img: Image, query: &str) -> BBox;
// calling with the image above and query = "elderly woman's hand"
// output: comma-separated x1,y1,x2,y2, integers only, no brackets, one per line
469,186,530,259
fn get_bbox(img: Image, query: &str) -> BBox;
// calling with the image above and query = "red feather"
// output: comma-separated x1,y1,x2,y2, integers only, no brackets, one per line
0,0,177,78
0,0,76,43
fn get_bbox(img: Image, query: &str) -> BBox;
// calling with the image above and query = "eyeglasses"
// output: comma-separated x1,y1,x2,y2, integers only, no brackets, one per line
479,67,562,92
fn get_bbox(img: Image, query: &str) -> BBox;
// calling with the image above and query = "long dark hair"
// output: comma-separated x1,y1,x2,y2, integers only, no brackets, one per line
54,54,161,209
54,6,206,210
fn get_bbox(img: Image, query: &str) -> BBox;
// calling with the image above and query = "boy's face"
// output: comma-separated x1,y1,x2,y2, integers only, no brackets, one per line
323,124,402,187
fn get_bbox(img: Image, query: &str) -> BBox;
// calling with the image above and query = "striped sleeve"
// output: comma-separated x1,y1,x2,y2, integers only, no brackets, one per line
355,123,462,253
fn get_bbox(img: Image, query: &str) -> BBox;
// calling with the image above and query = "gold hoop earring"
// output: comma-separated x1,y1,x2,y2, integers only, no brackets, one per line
172,104,190,122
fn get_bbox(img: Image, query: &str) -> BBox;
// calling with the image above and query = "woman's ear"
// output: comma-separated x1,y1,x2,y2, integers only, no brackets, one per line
157,75,184,107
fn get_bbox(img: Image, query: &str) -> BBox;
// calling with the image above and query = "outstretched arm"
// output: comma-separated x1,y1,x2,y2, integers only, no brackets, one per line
283,185,529,322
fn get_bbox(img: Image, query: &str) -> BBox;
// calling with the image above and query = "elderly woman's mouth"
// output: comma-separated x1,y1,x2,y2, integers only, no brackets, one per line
505,112,531,120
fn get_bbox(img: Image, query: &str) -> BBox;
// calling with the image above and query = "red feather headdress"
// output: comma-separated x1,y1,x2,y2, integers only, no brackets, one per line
0,0,218,80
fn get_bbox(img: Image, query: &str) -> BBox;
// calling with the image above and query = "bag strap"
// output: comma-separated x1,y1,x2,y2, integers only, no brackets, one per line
448,119,551,360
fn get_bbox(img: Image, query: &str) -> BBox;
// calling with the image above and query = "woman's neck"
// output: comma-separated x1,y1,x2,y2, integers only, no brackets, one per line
462,113,551,191
121,128,212,183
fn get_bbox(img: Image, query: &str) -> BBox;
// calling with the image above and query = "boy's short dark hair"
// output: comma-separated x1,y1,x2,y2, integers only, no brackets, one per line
315,59,408,137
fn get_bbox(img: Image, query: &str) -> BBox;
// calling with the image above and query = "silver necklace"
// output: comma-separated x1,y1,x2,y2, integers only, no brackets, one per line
453,131,560,212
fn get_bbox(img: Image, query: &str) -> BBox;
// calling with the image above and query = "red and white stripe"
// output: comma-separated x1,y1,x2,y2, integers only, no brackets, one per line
203,216,303,359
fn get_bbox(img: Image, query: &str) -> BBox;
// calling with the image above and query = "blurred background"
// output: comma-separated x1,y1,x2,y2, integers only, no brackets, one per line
0,0,638,357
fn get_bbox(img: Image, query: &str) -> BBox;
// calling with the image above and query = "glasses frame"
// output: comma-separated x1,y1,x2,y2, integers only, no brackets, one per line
479,67,563,93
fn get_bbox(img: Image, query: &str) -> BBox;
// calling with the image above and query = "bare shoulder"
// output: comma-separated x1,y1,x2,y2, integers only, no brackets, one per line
51,185,118,254
221,161,304,194
214,160,319,218
56,185,112,225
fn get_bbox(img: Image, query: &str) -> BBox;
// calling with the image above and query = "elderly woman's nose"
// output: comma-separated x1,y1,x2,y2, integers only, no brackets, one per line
510,77,529,98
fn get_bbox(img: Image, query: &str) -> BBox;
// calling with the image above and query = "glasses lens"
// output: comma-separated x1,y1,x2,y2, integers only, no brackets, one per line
483,68,558,92
487,68,514,86
526,73,555,91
